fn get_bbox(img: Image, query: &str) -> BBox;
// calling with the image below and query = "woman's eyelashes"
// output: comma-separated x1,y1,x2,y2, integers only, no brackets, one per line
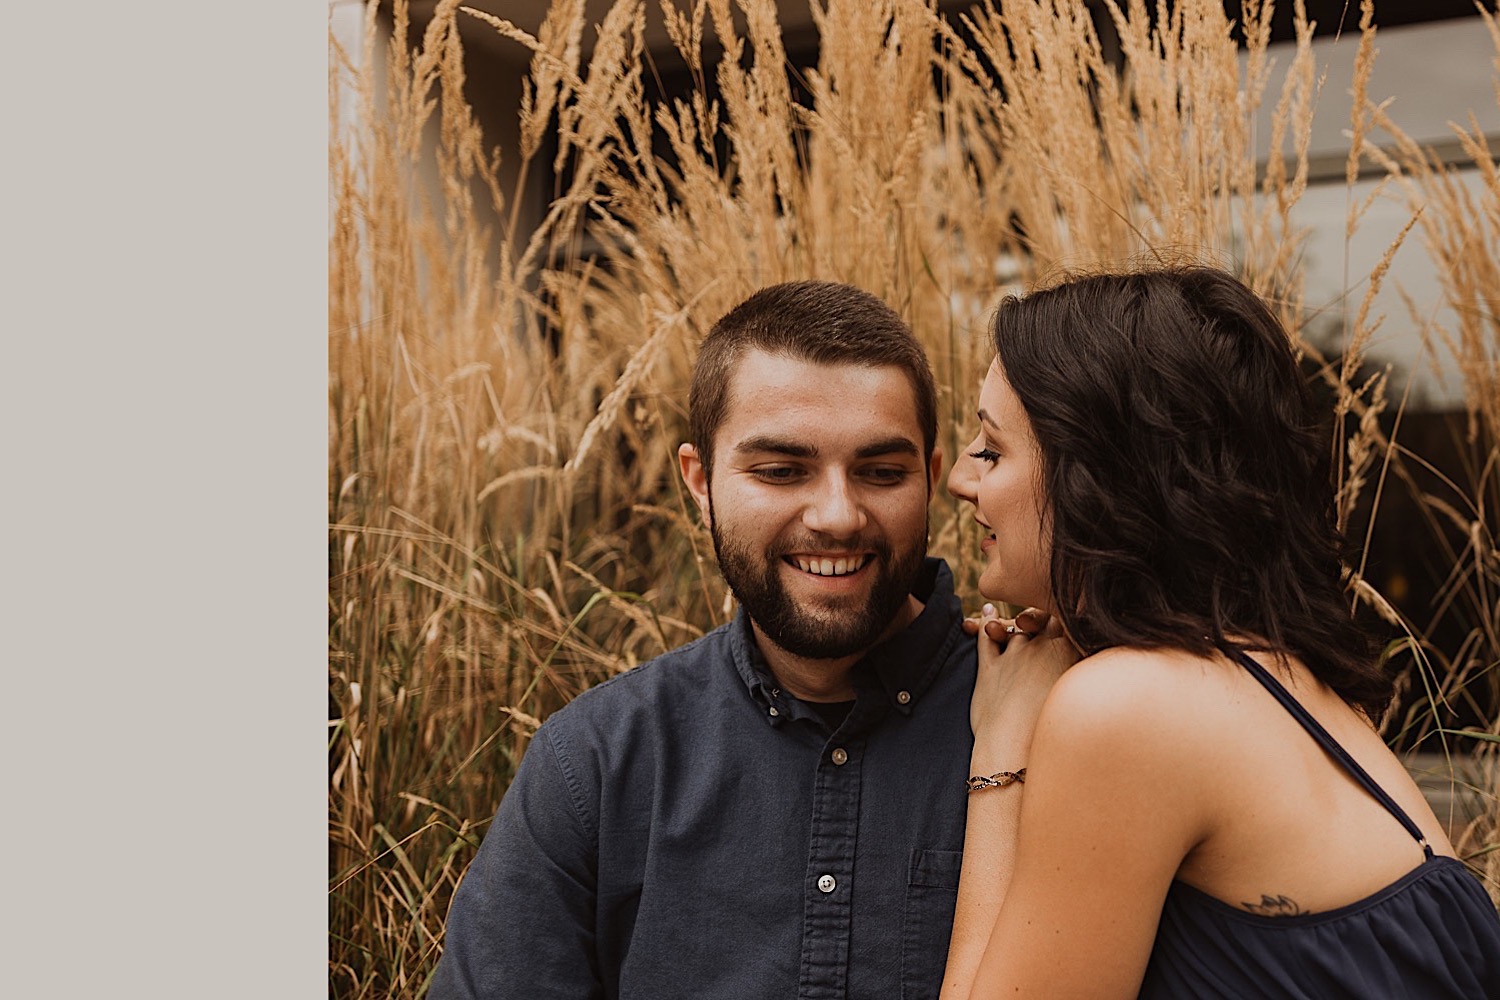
968,446,1000,464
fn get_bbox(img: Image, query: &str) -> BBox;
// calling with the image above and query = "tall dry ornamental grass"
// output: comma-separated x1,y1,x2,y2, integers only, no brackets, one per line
1358,4,1500,898
328,1,1500,995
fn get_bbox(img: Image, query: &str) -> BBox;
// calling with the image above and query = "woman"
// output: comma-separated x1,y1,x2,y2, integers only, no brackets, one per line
939,267,1500,999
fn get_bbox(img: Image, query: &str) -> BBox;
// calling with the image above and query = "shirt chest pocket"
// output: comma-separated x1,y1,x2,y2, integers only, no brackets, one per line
900,848,964,1000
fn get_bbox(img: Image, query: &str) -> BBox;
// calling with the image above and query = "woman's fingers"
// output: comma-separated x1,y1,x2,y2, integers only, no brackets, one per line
965,603,1002,637
1015,607,1051,634
967,602,1043,643
983,618,1025,643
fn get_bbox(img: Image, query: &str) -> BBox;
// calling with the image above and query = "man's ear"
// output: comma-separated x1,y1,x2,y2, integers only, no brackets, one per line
678,442,712,529
926,444,944,500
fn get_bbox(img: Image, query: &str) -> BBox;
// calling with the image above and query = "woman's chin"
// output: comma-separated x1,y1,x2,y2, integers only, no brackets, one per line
976,569,1008,603
977,574,1044,613
976,582,1020,608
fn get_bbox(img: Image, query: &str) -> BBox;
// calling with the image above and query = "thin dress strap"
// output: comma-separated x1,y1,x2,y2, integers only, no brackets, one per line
1225,646,1434,860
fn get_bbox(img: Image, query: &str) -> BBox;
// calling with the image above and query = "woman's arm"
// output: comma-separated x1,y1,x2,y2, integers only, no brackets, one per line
946,649,1216,1000
941,612,1077,998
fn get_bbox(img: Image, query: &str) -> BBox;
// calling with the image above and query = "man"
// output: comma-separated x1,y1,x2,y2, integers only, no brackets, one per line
431,281,977,999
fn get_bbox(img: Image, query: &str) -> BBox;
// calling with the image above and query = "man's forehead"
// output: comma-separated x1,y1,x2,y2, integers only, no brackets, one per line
717,350,924,451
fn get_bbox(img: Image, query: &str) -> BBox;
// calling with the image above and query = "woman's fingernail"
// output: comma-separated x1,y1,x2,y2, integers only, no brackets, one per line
982,603,995,617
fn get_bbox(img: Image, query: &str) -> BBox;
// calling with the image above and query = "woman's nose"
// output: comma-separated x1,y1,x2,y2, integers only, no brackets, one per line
947,451,977,504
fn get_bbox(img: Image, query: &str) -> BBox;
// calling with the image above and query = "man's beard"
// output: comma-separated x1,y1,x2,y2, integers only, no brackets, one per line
709,512,927,660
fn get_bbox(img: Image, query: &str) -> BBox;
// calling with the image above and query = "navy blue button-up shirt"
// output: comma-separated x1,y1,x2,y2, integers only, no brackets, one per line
431,558,977,999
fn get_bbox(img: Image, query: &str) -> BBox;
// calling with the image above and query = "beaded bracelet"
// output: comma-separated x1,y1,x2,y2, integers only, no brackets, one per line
965,768,1026,792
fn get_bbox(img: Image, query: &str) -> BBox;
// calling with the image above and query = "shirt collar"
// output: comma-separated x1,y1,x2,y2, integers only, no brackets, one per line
728,558,964,728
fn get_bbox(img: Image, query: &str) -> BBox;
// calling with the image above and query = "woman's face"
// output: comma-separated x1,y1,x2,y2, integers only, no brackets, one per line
946,357,1052,611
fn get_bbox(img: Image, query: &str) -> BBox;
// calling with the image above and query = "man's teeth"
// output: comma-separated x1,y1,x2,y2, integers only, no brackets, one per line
793,556,863,576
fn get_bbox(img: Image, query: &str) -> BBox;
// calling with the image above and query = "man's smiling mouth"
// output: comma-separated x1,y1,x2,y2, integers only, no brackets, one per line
787,555,874,577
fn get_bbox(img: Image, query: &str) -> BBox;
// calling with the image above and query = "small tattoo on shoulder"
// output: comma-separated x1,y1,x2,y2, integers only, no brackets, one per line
1241,893,1308,917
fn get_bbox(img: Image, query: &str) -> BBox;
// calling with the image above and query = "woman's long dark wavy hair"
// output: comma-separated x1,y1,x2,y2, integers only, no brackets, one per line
993,266,1391,719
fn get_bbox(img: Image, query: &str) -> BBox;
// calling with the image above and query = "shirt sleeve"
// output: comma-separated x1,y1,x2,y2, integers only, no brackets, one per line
427,722,602,1000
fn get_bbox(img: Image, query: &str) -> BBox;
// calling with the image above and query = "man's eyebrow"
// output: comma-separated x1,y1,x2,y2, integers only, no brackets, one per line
854,437,921,459
977,408,1000,429
734,436,817,458
731,436,920,460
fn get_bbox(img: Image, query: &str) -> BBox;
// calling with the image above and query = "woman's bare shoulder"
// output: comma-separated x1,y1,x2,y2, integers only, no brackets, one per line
1049,645,1230,712
1026,646,1232,857
1036,646,1243,758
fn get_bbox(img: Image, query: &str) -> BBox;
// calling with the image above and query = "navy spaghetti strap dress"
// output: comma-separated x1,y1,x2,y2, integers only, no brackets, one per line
1136,648,1500,999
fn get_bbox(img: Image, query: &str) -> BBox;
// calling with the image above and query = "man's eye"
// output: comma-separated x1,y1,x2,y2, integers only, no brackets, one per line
863,467,910,484
752,467,803,483
968,448,1000,463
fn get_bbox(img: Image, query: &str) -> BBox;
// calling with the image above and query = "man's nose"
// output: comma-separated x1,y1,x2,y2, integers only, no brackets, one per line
802,476,868,537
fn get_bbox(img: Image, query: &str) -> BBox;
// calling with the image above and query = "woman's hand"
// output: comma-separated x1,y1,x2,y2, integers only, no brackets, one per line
965,604,1079,749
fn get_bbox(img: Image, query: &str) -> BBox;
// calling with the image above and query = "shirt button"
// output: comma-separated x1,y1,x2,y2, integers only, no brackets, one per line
817,874,837,893
896,690,912,705
768,706,779,717
831,748,848,766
